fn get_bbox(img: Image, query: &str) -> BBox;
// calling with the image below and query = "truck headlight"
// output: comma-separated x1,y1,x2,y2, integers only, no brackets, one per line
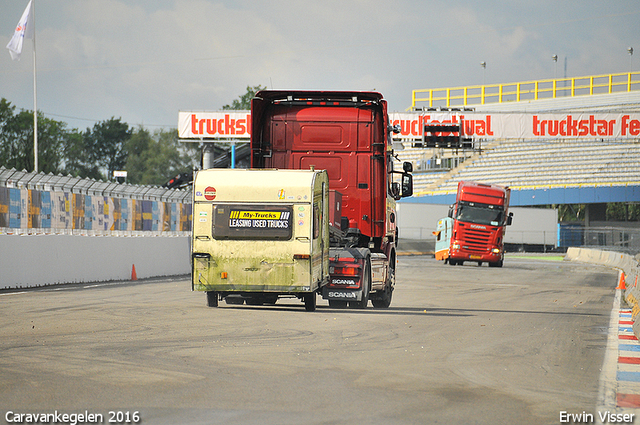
491,248,501,254
452,243,460,250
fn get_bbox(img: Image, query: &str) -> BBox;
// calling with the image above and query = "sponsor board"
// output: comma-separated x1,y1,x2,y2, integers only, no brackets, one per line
388,112,640,140
179,111,251,139
213,204,293,240
180,111,640,141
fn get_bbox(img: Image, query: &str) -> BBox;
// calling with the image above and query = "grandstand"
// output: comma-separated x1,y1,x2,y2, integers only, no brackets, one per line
409,138,640,196
396,71,640,207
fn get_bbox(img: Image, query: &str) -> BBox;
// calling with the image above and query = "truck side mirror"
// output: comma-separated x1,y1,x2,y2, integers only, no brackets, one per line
391,182,401,200
401,173,413,198
403,161,413,173
506,212,513,226
448,205,454,218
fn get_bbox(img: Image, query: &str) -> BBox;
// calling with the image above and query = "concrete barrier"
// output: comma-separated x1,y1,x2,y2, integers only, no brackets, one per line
566,247,640,339
0,234,190,289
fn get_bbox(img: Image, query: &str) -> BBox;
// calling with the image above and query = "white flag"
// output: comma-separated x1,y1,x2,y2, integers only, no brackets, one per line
6,1,34,61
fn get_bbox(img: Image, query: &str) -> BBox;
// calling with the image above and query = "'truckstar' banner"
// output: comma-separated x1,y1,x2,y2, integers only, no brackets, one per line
178,111,640,140
388,112,640,140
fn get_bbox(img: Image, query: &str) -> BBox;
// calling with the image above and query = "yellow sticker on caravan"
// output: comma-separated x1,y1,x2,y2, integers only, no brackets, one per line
230,210,284,220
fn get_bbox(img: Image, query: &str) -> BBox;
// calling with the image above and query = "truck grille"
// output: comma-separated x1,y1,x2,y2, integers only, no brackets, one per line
460,227,491,253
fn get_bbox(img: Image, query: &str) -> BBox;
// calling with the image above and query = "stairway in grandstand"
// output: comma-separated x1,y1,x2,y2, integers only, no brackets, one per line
403,138,640,196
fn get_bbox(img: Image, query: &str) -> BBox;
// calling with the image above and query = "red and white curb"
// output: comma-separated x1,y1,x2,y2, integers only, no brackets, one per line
597,289,640,422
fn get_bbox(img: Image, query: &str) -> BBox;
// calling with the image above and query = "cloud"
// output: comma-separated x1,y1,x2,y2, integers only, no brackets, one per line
1,0,638,129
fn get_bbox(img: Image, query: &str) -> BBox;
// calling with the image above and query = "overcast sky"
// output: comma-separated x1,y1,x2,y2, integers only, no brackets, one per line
1,0,639,131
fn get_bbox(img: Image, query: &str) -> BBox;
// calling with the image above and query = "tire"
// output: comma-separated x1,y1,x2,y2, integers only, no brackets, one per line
489,259,503,268
372,283,392,308
206,291,218,307
245,297,264,306
372,260,394,309
448,259,457,266
304,293,317,312
349,257,370,309
264,295,278,305
225,295,245,305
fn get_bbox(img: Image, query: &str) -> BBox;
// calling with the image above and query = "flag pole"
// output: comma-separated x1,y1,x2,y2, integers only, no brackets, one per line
32,0,38,173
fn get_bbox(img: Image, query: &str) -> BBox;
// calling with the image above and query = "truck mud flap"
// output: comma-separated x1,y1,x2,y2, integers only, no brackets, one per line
322,287,363,301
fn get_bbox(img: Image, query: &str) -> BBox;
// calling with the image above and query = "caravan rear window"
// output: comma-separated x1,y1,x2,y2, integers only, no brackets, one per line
212,204,293,240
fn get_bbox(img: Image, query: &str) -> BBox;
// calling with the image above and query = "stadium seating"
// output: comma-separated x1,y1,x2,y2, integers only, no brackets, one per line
396,138,640,195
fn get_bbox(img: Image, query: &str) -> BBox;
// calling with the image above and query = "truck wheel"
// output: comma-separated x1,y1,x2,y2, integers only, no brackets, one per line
206,291,218,307
245,297,264,306
372,262,394,308
349,257,370,309
489,260,503,268
225,295,245,305
304,293,317,311
448,259,457,266
372,284,392,308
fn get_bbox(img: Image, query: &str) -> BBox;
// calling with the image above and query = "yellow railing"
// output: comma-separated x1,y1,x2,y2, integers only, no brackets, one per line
410,71,640,110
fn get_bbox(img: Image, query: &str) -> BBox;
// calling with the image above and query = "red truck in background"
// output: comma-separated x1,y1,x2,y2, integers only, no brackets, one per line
437,181,513,267
251,90,413,308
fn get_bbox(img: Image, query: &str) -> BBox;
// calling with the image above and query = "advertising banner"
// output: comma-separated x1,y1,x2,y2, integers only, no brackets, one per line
178,111,251,139
180,110,640,141
213,205,292,240
388,112,640,140
0,187,8,227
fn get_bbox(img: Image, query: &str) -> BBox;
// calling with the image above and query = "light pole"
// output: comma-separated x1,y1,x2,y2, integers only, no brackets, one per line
629,47,634,72
480,61,486,85
552,54,558,79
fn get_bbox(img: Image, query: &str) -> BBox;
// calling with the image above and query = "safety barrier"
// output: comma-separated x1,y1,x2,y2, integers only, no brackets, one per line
0,233,190,289
0,167,192,234
566,247,640,338
0,167,194,289
410,71,640,109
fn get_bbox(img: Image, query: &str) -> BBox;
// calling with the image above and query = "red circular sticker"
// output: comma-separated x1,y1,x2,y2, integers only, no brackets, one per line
204,186,217,201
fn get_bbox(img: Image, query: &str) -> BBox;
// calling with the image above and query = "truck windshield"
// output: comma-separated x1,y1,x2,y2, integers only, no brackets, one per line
456,201,504,226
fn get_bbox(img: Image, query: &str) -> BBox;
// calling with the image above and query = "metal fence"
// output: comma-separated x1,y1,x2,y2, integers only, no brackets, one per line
0,167,192,236
559,225,640,255
400,225,640,255
411,71,640,109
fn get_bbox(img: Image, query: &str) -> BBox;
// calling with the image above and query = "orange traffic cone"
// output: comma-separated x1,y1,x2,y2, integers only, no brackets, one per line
617,272,626,290
131,264,138,281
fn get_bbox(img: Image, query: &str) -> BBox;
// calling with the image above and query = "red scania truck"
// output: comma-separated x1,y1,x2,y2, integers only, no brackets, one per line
438,181,512,267
250,90,413,308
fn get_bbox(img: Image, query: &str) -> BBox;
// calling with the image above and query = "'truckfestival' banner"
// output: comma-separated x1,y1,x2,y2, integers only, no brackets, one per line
388,112,640,140
178,111,640,141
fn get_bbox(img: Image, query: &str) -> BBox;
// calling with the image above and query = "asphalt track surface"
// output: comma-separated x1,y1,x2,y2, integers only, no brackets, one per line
0,255,618,425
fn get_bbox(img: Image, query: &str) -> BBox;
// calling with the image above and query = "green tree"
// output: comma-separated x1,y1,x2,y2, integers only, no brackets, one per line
125,128,197,186
607,203,640,221
84,117,132,180
62,130,102,179
0,99,66,174
222,85,266,110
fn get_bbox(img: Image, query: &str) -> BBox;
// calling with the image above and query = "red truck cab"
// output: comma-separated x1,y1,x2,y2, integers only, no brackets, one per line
447,181,512,267
250,90,413,307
